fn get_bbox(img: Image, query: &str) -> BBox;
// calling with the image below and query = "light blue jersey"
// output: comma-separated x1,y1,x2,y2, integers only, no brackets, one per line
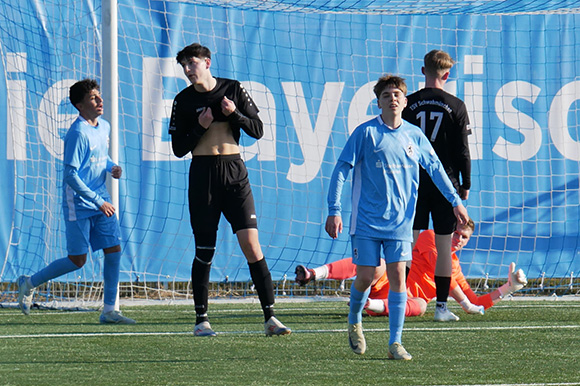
328,115,461,242
62,116,116,221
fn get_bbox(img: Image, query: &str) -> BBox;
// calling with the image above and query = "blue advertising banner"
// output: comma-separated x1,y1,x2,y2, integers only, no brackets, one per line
1,0,579,284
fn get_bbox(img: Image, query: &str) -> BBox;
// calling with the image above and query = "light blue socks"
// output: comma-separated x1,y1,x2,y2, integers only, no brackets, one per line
388,290,407,345
30,257,80,287
29,252,122,313
103,251,121,308
348,283,370,324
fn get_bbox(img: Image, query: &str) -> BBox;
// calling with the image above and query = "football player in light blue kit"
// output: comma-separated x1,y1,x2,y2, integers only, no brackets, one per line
325,74,468,360
17,79,135,324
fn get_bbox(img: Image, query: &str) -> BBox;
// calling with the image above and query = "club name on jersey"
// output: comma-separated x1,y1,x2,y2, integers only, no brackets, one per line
408,99,452,114
376,161,413,174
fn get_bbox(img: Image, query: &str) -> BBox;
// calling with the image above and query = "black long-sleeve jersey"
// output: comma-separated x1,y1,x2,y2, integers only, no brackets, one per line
168,77,263,158
402,87,472,191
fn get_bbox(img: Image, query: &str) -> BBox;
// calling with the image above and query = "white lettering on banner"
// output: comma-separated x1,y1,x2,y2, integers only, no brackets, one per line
142,57,184,161
7,81,27,161
6,56,580,166
37,79,77,160
239,81,276,162
6,53,27,161
282,81,344,183
464,55,484,160
464,82,483,160
493,81,543,161
549,80,580,161
348,81,375,135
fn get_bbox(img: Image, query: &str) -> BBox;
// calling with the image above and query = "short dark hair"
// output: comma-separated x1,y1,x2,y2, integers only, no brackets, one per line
69,78,99,108
176,43,211,64
373,74,407,98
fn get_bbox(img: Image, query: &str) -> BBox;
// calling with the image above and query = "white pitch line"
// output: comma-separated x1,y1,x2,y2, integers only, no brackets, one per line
1,324,579,339
0,331,192,339
1,303,579,318
428,384,580,386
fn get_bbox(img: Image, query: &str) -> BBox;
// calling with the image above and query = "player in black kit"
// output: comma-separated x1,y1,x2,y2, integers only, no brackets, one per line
169,43,291,337
402,50,472,322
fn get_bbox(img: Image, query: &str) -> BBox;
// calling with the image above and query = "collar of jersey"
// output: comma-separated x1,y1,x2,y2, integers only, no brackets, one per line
377,115,397,131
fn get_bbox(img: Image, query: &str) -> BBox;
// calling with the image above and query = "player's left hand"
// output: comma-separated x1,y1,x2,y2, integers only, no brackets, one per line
463,303,485,315
221,96,236,116
99,201,116,217
111,165,122,179
453,204,469,225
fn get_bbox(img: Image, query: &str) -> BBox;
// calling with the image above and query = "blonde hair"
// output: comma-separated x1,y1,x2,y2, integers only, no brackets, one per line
424,50,455,78
458,217,475,235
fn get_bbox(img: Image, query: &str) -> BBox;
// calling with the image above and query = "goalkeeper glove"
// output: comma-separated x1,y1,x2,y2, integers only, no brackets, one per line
459,298,485,315
498,262,528,298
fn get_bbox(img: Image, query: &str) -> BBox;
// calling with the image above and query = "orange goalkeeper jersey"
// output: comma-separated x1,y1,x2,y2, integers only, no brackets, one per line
370,230,456,300
405,230,461,301
324,229,494,309
372,229,493,308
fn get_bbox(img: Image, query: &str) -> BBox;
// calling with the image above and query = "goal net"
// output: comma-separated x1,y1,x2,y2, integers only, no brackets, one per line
1,0,579,308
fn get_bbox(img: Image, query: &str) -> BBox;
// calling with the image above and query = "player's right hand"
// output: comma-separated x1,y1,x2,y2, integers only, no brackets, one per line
198,107,213,129
325,215,342,239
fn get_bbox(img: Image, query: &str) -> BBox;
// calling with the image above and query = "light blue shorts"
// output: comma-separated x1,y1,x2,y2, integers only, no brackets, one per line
65,213,121,255
351,235,412,267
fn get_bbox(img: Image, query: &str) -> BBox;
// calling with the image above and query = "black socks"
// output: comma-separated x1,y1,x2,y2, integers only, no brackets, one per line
249,258,276,322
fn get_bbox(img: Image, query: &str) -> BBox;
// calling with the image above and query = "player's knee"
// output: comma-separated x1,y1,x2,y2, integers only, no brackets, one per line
194,232,217,265
195,245,216,265
103,245,121,254
69,254,87,268
235,228,263,263
354,275,373,290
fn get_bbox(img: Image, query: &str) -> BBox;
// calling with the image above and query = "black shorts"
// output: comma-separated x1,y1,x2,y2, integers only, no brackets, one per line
188,154,258,235
413,172,457,235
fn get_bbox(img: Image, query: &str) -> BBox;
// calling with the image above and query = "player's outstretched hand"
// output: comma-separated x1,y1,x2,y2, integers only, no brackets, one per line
499,262,528,298
507,262,528,292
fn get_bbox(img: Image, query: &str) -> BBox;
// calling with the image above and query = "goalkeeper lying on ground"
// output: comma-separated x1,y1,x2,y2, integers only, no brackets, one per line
296,219,528,321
